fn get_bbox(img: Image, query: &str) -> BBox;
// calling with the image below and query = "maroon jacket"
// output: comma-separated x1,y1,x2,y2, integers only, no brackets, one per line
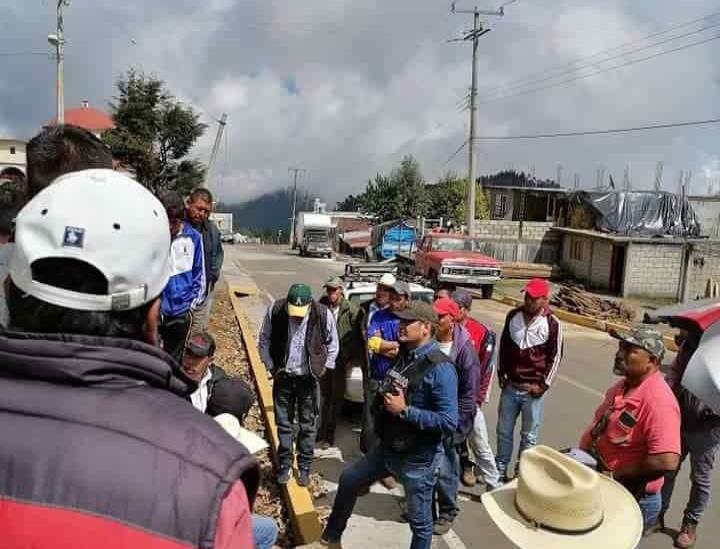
498,306,563,387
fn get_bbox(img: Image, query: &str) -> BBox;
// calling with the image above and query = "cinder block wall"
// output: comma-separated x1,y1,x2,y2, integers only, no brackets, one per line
473,221,559,264
686,243,720,299
473,220,556,241
623,243,683,298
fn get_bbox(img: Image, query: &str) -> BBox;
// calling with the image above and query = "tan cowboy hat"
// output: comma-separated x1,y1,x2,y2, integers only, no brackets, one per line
482,446,642,549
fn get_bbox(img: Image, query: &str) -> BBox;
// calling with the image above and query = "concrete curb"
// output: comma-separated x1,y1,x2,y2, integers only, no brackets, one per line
228,283,323,545
471,290,679,353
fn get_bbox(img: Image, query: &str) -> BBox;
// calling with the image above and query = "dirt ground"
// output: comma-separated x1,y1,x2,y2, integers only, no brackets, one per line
208,285,291,547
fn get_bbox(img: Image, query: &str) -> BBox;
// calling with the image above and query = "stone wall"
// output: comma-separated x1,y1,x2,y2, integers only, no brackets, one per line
623,243,683,298
473,221,559,264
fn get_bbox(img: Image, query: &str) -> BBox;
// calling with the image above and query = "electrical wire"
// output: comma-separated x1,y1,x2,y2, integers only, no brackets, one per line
472,116,720,140
479,32,720,104
479,10,720,97
480,19,720,100
439,139,469,169
0,51,50,57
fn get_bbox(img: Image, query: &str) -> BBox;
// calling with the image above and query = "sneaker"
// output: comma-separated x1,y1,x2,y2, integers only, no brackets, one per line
674,519,697,548
433,518,454,536
278,466,292,485
297,468,311,487
461,467,477,487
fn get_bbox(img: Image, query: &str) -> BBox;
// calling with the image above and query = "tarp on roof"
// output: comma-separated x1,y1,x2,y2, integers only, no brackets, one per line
569,190,701,237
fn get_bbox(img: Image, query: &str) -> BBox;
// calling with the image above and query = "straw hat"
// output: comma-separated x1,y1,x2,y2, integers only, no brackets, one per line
482,446,642,549
214,414,269,455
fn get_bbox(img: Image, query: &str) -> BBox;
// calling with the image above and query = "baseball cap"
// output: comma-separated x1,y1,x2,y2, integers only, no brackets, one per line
394,301,439,324
378,273,397,288
433,297,460,318
185,332,216,358
524,278,551,299
610,325,666,361
391,280,411,297
452,289,473,310
287,283,312,317
10,169,171,311
324,276,344,289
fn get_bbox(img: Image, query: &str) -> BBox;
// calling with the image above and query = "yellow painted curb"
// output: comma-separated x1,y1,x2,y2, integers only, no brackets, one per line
228,283,323,545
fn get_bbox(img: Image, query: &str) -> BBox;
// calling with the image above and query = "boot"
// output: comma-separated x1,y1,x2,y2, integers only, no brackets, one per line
674,519,697,548
461,467,477,487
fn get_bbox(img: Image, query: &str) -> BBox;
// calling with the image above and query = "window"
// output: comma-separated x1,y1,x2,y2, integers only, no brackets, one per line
570,238,588,261
9,147,16,155
493,193,508,218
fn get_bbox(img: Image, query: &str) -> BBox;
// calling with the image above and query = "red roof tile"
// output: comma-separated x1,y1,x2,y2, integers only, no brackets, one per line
47,106,115,132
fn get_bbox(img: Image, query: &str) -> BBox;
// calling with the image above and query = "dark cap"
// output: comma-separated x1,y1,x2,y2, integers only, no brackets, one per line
391,280,411,297
287,283,312,317
185,332,216,357
206,377,255,423
394,301,438,324
610,325,666,361
452,289,473,310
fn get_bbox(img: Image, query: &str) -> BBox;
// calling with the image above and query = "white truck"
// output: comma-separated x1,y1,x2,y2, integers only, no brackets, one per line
209,212,233,239
294,212,334,257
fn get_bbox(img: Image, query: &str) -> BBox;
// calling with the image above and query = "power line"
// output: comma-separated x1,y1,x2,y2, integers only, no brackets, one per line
479,10,720,97
480,19,720,101
472,116,720,140
439,139,469,169
479,32,720,104
0,51,50,57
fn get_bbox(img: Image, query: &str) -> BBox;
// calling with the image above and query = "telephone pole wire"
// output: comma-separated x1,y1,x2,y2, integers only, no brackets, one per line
288,167,306,247
450,3,508,234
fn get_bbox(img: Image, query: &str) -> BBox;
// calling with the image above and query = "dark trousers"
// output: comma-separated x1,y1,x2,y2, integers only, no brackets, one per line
159,311,193,364
317,364,347,445
273,372,318,471
360,378,381,454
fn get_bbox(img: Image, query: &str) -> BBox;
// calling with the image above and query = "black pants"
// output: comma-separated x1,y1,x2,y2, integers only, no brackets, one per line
273,372,318,471
317,364,347,445
160,311,193,364
360,378,381,454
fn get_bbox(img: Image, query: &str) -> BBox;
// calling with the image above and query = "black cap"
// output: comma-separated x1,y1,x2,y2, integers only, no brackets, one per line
393,301,438,323
206,377,255,423
185,332,216,357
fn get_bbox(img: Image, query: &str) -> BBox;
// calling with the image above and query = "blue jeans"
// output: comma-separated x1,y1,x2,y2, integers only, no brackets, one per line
637,492,662,534
435,440,460,522
324,445,441,549
495,385,545,476
252,514,278,549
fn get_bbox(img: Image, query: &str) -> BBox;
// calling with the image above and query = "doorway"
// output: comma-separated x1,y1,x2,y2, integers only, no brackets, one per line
609,245,626,295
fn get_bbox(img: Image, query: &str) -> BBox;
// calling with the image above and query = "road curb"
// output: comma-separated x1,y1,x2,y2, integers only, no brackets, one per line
228,283,323,545
472,290,678,353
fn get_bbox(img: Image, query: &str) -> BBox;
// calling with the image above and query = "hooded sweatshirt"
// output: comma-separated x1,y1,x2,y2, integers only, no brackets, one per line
444,323,479,440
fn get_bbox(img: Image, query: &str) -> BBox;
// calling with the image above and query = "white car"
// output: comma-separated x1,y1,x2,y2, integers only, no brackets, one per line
343,281,434,403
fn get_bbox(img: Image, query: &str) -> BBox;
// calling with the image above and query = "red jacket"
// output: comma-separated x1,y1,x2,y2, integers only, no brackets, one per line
464,317,495,405
498,307,563,387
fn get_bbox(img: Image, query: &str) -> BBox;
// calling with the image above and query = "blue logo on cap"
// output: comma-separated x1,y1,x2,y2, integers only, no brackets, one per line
63,226,85,248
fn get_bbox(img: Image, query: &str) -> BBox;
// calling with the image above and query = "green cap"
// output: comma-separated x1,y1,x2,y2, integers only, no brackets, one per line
287,283,312,317
610,325,666,360
393,301,439,324
324,276,344,289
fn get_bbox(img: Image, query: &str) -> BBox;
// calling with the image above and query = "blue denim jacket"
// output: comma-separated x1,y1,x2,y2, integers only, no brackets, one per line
384,340,458,471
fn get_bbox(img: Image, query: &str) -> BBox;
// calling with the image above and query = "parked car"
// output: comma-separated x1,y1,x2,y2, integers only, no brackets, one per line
342,280,434,403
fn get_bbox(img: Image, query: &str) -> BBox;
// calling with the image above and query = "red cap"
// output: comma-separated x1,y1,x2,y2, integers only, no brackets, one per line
524,278,550,299
433,297,460,318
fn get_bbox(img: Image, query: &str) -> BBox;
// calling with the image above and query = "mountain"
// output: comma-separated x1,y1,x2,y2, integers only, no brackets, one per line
218,189,321,233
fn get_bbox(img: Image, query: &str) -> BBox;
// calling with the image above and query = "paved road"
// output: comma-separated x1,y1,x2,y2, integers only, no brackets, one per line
224,244,718,549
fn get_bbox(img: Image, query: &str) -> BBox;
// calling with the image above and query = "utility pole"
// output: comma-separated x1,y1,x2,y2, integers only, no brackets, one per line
451,2,508,235
50,1,70,125
288,167,306,247
205,113,228,193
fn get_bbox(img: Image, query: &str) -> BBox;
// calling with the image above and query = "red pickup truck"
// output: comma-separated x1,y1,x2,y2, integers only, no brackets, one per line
398,232,502,298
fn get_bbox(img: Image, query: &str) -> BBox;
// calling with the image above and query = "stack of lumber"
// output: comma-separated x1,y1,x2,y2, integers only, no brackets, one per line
500,262,560,279
550,282,636,323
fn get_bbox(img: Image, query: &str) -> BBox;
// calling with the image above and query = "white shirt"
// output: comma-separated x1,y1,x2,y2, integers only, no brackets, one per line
437,340,453,356
189,369,213,413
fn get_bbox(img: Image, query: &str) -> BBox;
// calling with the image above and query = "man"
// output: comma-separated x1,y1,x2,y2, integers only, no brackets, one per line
26,124,113,199
186,188,224,332
313,301,458,549
183,332,254,421
258,283,339,487
452,290,500,490
657,328,720,547
496,278,563,481
159,192,205,364
317,276,364,449
579,326,681,533
432,297,478,535
0,169,258,548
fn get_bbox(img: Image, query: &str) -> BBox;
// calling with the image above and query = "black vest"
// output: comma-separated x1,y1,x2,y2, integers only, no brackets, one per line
0,331,259,549
269,299,330,378
374,348,448,454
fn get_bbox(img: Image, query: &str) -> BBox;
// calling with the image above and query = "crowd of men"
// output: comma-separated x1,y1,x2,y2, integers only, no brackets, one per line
0,124,717,549
261,272,717,549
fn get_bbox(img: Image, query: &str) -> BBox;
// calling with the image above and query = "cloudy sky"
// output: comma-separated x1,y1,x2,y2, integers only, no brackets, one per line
2,0,719,204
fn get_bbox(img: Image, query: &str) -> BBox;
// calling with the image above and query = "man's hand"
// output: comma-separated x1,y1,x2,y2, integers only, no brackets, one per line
528,383,547,398
384,389,407,416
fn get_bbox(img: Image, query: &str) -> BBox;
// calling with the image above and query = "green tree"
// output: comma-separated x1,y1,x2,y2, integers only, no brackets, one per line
104,69,207,195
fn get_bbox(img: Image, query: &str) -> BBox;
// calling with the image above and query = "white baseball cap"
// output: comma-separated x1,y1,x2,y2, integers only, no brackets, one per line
378,273,396,288
10,169,171,312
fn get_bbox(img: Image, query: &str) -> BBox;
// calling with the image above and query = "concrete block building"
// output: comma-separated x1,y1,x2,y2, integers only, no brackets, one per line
0,138,27,181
